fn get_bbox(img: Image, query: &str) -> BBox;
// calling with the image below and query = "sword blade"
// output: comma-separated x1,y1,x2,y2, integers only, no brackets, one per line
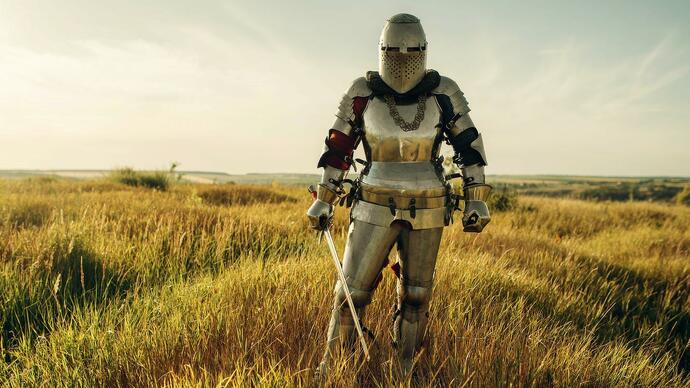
323,228,370,361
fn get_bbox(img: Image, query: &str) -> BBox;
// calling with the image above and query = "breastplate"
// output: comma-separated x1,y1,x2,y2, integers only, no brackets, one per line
359,96,446,199
362,96,442,162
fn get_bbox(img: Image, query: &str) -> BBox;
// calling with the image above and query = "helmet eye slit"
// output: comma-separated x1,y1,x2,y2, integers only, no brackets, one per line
381,45,426,53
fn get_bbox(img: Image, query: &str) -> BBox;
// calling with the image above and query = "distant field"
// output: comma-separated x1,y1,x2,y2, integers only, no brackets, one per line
0,177,688,386
491,175,690,204
0,169,312,185
2,169,689,205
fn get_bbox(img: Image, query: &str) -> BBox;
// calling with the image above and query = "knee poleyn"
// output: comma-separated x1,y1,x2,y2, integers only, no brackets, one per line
400,285,431,308
334,281,372,309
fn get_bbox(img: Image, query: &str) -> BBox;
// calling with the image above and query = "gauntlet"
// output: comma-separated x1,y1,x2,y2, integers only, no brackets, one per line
462,184,492,233
306,184,339,230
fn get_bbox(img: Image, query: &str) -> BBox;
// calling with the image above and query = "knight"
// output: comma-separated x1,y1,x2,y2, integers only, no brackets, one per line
306,13,491,376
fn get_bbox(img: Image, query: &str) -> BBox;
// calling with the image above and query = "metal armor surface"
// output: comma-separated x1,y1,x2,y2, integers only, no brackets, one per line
356,161,447,229
333,77,372,135
351,91,448,229
321,219,442,372
306,199,332,230
433,76,488,170
363,97,441,162
319,165,346,193
433,76,470,123
379,14,427,94
361,161,445,194
313,12,491,377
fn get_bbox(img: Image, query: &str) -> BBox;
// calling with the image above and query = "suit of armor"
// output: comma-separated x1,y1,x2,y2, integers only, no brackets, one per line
307,14,491,375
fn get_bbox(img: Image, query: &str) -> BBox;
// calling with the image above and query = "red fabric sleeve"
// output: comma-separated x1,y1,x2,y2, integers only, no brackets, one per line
317,130,356,170
328,130,355,152
352,96,368,125
316,96,369,170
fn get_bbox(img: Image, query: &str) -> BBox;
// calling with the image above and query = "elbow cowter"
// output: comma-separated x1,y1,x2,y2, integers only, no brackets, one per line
448,127,487,167
317,129,357,170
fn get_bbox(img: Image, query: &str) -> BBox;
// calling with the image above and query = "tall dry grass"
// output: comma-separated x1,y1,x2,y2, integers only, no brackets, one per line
0,178,688,386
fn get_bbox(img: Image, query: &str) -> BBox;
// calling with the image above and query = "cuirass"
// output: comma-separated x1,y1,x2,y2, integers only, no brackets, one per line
353,95,450,229
362,97,442,162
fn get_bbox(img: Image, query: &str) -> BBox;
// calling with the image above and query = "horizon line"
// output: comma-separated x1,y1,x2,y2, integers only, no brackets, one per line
1,169,688,180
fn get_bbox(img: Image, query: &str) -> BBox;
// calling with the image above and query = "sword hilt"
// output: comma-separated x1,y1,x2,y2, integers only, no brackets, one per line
308,184,317,200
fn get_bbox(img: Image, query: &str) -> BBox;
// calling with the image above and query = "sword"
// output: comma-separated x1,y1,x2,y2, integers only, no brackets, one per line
322,227,370,361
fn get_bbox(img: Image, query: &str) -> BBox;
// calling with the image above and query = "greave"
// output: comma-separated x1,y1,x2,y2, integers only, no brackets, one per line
321,282,372,365
322,306,366,362
394,284,431,374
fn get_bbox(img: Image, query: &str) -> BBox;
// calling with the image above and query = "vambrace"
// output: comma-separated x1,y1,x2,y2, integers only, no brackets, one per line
448,127,488,167
317,129,357,170
461,163,486,187
317,165,345,205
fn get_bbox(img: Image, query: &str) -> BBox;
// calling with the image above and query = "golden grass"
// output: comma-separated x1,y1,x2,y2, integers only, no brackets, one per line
0,179,688,386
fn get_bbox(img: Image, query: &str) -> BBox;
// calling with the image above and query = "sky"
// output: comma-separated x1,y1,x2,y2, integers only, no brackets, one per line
0,0,688,176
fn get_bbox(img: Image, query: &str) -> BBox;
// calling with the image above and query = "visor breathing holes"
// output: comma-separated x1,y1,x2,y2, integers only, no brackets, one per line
381,51,426,91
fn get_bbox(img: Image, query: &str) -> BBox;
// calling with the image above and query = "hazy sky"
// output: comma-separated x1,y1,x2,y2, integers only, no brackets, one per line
1,0,689,176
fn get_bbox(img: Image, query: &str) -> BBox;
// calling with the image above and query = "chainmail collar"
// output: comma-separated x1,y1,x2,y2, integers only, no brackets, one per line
366,70,441,104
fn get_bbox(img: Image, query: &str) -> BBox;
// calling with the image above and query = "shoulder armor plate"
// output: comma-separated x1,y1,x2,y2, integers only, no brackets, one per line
346,76,373,97
434,76,470,116
335,77,372,125
433,76,460,95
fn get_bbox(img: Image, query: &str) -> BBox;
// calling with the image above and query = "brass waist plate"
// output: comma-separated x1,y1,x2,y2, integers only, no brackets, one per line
359,191,446,209
359,182,447,198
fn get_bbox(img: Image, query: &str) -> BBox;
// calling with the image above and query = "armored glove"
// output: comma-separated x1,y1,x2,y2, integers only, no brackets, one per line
462,184,492,233
306,184,339,230
306,199,334,230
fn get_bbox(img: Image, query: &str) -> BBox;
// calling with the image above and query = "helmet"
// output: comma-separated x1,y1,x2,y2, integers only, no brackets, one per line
378,13,427,94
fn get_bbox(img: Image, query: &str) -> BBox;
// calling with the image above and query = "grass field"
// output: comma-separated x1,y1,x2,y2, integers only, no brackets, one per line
1,178,688,386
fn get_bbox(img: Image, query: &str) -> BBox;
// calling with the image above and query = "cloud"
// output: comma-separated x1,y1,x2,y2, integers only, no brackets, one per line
0,9,337,171
454,31,690,175
0,2,687,175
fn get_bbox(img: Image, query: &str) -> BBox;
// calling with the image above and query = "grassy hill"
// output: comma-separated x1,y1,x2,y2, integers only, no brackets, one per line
2,169,689,205
0,178,688,386
0,169,319,185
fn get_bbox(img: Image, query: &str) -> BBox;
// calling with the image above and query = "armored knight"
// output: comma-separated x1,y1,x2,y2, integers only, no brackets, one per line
307,13,491,375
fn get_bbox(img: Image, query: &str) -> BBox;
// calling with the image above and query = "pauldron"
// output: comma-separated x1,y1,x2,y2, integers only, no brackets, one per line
433,76,487,168
317,77,371,171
